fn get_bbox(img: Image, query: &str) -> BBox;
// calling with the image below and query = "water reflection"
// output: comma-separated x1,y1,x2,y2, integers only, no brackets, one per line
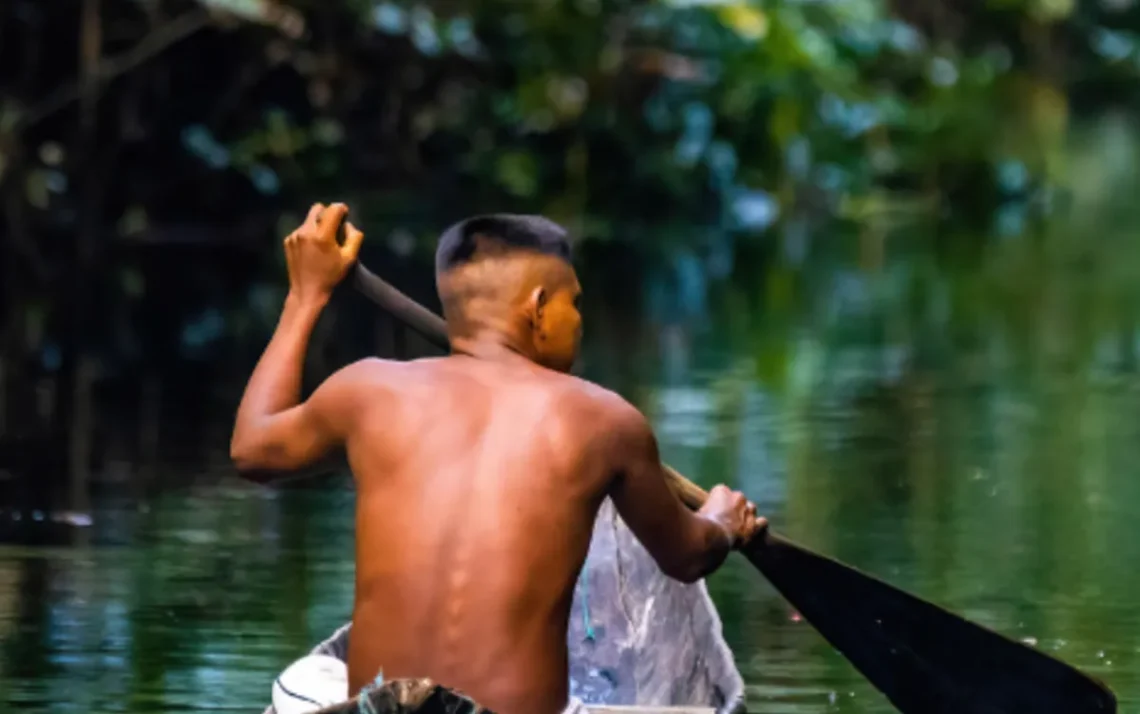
0,486,358,713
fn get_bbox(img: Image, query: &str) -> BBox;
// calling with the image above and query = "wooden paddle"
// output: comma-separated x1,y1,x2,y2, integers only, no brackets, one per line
350,262,1117,714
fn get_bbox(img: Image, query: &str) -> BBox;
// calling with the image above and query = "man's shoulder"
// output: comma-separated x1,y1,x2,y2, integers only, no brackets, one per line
317,357,450,406
542,372,646,434
331,356,448,382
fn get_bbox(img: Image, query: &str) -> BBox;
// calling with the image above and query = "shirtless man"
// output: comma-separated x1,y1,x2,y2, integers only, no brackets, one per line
231,203,766,714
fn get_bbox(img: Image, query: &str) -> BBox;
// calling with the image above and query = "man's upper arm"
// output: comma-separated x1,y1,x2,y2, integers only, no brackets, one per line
605,400,711,582
230,359,378,476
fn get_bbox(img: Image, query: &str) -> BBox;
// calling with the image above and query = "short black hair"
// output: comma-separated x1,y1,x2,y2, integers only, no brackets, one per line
435,214,571,277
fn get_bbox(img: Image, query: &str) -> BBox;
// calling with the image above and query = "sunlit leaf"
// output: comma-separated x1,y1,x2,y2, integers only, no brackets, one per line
717,3,769,41
1030,0,1076,21
198,0,305,37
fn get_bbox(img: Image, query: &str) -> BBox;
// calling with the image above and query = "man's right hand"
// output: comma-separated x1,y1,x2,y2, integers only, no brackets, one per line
699,485,767,548
284,202,364,306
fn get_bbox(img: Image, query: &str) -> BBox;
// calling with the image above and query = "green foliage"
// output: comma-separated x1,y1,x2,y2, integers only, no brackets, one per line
0,0,1137,368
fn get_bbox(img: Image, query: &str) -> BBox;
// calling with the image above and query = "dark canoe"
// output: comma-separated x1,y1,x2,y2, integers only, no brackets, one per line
262,500,747,714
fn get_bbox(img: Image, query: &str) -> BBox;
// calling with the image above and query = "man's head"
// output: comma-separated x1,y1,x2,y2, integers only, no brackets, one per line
436,214,581,372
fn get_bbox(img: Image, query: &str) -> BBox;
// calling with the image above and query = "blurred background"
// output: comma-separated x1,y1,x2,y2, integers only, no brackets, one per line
3,0,1140,711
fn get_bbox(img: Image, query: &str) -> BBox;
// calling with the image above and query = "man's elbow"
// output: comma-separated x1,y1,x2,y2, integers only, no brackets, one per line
229,436,273,477
230,433,319,483
230,443,257,474
665,565,705,585
658,555,712,584
230,452,254,474
657,526,731,583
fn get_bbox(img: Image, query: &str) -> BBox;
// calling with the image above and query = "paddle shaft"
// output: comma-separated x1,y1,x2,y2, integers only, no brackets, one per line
349,261,1116,714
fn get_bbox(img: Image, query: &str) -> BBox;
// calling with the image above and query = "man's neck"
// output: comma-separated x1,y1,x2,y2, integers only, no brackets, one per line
449,332,537,368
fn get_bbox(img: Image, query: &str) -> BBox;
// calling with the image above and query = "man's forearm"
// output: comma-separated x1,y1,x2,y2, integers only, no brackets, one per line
232,292,326,446
689,514,734,581
666,513,733,584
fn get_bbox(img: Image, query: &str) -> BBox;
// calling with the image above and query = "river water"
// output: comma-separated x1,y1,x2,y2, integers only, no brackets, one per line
3,118,1140,713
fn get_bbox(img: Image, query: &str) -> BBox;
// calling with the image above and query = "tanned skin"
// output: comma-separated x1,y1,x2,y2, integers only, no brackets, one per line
231,204,767,714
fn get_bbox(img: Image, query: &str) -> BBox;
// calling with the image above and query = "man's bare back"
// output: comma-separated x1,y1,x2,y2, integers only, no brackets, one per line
231,206,765,714
340,355,636,712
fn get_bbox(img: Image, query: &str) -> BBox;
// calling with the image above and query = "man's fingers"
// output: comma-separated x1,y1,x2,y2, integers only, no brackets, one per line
342,221,364,261
319,203,349,241
304,203,325,229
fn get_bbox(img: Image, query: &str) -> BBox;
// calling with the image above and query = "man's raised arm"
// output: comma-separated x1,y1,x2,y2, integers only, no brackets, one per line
606,400,765,583
229,202,364,480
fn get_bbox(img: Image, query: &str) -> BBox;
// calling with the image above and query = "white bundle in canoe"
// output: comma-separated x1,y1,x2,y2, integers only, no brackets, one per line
262,500,747,714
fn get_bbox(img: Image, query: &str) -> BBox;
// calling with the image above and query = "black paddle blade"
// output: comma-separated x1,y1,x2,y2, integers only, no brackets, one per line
746,533,1116,714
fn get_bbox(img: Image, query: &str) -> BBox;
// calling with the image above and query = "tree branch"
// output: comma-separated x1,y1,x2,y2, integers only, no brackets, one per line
15,9,211,133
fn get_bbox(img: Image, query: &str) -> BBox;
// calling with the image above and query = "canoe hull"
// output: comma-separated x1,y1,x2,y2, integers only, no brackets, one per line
311,681,718,714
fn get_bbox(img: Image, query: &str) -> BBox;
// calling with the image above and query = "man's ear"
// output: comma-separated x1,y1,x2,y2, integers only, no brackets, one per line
528,285,547,336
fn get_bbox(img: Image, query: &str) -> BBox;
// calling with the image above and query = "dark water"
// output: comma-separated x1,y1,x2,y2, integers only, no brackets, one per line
5,118,1140,712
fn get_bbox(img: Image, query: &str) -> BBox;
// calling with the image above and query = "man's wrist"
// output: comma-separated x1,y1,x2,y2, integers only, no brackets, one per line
285,289,330,314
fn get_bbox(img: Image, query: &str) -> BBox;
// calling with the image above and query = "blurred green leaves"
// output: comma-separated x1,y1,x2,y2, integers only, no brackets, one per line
3,0,1139,367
